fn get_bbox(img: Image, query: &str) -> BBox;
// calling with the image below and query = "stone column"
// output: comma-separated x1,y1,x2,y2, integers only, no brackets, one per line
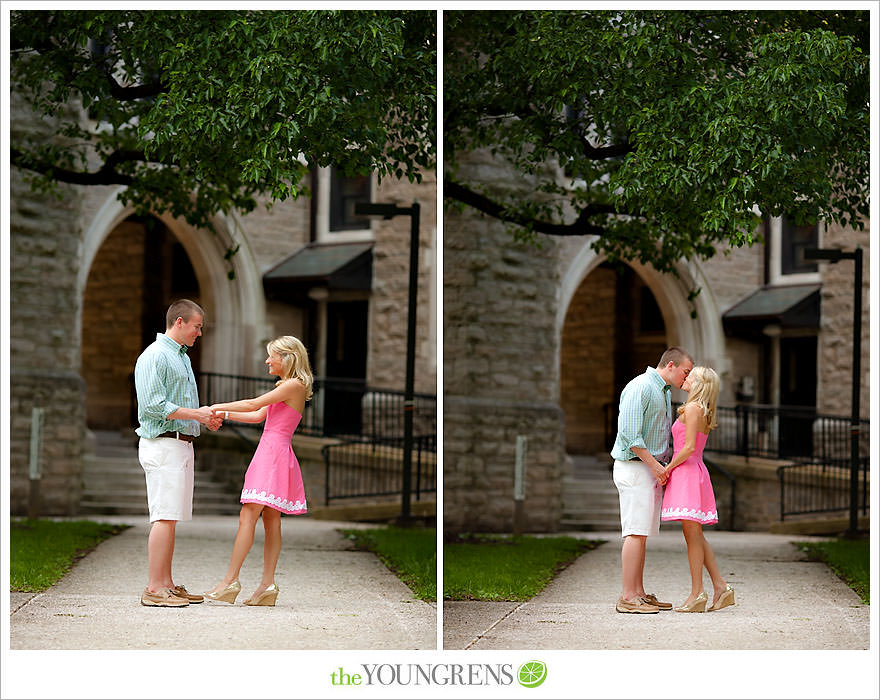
10,168,86,515
444,177,564,533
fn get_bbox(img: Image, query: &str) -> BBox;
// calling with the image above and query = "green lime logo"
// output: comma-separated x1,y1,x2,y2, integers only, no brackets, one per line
517,660,547,688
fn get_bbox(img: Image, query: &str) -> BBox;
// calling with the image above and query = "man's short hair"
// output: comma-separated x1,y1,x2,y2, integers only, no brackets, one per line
165,299,205,329
657,346,694,368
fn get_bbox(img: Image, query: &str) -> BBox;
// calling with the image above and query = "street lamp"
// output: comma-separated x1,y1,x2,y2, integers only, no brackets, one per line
804,247,864,537
355,201,421,524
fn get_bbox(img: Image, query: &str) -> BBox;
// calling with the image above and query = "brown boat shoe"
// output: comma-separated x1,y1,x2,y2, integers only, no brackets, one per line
642,593,672,610
141,587,189,607
172,585,204,604
615,596,660,614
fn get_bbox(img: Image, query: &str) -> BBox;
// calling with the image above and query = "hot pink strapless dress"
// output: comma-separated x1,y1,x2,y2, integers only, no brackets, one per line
661,419,717,525
240,402,307,515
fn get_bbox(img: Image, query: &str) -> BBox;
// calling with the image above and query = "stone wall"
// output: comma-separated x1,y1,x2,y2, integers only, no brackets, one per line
368,171,438,395
817,220,870,419
10,102,87,514
702,453,788,532
444,397,564,533
444,151,564,532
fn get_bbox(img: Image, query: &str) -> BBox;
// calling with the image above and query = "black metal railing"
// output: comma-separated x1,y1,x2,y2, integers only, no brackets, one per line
198,372,436,442
604,402,870,526
197,372,437,503
706,404,869,463
322,434,436,503
778,456,870,520
605,402,869,466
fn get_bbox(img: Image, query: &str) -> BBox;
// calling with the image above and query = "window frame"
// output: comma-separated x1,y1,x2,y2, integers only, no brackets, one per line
313,166,375,244
765,215,822,286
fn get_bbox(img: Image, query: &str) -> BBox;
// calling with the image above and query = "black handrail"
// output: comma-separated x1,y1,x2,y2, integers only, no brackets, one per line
196,371,437,442
604,401,869,465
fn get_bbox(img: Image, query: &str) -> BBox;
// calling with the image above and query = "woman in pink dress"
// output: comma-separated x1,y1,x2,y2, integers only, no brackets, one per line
203,336,312,606
661,366,735,613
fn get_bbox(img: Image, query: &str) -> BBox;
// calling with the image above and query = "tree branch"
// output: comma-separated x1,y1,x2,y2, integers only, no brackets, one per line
446,178,616,237
11,148,137,186
106,73,166,101
578,137,634,160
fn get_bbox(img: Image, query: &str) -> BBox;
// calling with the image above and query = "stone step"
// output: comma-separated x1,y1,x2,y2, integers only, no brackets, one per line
80,439,243,516
560,455,623,530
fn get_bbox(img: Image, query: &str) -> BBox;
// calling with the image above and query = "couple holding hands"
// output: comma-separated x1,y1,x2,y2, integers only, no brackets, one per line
134,299,312,608
611,347,736,615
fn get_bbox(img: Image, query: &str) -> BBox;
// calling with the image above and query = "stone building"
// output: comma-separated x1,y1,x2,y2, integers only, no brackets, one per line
9,94,437,516
444,149,869,534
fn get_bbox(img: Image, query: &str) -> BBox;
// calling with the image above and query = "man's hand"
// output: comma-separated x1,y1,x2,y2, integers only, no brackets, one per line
193,405,222,429
651,461,668,486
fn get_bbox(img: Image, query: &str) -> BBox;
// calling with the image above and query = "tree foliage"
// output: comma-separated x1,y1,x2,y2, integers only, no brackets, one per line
444,10,868,272
11,10,435,230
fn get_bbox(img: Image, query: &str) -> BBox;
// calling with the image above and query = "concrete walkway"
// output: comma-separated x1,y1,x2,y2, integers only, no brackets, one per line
444,528,869,650
10,515,436,650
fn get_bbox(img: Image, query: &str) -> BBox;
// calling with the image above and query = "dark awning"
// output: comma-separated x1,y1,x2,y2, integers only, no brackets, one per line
723,283,821,338
263,242,373,301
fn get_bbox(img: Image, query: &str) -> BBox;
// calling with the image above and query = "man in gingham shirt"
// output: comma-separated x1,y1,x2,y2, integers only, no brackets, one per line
610,347,693,614
134,299,222,607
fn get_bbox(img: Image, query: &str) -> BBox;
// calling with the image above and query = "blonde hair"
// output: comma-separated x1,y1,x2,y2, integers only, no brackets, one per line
267,335,314,400
677,366,719,431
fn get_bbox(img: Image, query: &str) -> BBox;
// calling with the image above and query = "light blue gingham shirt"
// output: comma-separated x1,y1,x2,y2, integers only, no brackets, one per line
610,366,672,463
134,333,200,438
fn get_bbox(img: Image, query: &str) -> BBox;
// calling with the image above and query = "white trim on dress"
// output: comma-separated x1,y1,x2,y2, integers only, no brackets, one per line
241,488,307,514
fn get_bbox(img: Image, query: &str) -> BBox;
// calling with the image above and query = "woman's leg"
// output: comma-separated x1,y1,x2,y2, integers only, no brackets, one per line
253,507,282,597
681,520,706,603
700,533,728,604
208,503,262,592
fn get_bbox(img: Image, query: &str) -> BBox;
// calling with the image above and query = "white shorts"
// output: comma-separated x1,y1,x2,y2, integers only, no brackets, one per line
138,437,194,523
613,459,662,538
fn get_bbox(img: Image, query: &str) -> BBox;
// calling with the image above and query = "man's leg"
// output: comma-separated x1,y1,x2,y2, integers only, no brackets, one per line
147,519,177,592
621,534,647,601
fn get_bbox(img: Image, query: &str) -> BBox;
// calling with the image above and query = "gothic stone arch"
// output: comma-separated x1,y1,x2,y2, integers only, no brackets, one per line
77,188,267,377
557,240,728,389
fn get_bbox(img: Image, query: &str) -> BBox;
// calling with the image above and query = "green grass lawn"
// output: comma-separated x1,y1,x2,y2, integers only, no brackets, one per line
342,526,437,601
10,519,129,592
796,537,869,603
444,534,603,601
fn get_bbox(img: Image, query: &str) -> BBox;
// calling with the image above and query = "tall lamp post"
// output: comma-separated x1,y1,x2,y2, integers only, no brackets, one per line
355,201,421,524
804,246,863,537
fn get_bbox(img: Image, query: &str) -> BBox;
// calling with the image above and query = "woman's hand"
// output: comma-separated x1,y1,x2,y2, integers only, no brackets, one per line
651,461,668,486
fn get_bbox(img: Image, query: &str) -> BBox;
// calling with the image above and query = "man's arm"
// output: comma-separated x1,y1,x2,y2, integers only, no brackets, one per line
618,384,667,484
167,405,220,429
630,446,667,485
135,354,221,430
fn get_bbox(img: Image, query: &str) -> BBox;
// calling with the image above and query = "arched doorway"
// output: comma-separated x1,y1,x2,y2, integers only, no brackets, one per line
560,262,668,455
81,215,201,430
77,189,268,382
556,239,728,457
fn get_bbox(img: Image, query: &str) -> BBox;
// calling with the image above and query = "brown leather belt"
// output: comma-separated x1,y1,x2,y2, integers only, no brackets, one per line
155,431,195,442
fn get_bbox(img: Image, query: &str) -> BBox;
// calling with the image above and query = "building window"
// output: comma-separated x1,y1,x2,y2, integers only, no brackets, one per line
329,168,371,232
764,215,822,286
780,217,819,275
313,166,374,243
